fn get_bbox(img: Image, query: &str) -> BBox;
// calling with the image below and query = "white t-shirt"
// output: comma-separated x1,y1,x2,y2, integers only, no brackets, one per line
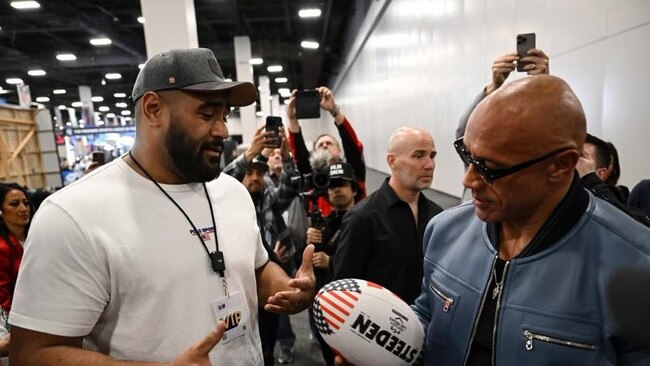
10,158,268,364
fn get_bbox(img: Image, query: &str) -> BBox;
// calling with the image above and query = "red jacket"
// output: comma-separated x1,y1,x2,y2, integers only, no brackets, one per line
0,234,23,311
289,118,366,216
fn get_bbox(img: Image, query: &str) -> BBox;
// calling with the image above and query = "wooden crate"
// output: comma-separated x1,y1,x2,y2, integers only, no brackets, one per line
0,105,47,188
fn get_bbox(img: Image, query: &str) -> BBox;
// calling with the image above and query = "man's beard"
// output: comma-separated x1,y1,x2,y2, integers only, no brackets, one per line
165,119,224,183
398,169,432,191
249,190,264,205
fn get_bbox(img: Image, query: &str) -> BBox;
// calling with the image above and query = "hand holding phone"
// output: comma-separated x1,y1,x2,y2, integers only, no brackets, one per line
265,116,283,148
516,33,536,72
295,90,321,119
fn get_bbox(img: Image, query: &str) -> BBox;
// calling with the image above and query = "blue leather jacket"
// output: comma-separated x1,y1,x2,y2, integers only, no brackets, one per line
412,193,650,365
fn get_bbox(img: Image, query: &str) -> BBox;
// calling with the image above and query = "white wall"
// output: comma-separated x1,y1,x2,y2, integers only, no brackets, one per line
310,0,650,198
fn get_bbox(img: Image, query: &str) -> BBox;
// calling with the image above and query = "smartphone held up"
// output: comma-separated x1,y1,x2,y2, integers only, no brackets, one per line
295,90,321,119
265,116,283,148
516,33,536,72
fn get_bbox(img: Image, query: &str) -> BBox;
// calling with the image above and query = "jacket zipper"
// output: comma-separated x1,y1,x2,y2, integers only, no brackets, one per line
429,283,454,312
523,330,596,351
491,261,510,366
462,255,498,366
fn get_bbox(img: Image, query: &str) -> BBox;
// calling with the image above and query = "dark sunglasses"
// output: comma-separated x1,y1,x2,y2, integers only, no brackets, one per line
454,137,573,183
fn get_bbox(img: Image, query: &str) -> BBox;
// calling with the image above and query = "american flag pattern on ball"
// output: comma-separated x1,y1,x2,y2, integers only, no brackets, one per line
313,279,363,335
312,278,425,366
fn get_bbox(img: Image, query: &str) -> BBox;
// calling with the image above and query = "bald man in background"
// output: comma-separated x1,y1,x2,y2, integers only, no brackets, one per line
411,75,650,365
332,126,443,304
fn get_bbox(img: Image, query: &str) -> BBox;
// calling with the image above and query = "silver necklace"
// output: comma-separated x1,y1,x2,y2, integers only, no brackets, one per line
492,264,503,300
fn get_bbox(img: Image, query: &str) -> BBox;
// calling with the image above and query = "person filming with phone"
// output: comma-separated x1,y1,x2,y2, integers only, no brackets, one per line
287,87,366,216
455,43,550,144
453,38,649,226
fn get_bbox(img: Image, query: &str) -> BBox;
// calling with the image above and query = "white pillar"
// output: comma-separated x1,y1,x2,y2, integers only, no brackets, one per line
78,86,94,127
234,36,257,144
271,95,281,118
67,107,78,127
140,0,199,57
258,75,271,118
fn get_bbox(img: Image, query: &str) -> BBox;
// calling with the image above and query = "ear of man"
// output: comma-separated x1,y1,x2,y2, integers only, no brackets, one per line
387,154,396,170
596,167,610,182
548,149,580,183
140,91,166,128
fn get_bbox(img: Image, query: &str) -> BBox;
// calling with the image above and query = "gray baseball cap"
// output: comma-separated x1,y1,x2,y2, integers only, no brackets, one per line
249,154,269,173
131,48,257,106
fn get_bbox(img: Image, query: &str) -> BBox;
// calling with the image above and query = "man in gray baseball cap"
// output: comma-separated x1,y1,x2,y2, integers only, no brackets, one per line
9,47,316,365
132,47,257,106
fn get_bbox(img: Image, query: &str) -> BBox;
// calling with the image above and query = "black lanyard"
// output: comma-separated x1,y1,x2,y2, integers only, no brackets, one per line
128,151,228,294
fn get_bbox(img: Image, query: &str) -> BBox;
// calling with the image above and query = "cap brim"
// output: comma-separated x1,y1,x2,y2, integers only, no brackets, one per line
329,177,355,186
182,80,257,107
250,162,269,172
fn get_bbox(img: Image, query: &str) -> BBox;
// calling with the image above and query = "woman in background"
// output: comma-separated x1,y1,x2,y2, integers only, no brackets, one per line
0,183,34,364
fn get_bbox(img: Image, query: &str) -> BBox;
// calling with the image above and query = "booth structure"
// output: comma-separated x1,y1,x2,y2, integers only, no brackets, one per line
0,105,61,189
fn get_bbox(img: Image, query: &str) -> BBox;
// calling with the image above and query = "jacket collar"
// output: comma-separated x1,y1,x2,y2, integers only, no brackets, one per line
380,177,428,208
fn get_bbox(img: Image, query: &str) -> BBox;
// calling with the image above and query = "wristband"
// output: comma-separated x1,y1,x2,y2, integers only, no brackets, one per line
330,104,340,118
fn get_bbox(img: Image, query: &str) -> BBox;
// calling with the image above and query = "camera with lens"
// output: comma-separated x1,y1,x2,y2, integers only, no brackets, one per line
290,170,330,196
291,169,330,231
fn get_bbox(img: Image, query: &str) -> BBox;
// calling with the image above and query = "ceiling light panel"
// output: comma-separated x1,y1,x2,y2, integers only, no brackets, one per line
53,89,67,94
10,1,40,10
27,69,46,76
299,8,321,18
90,37,112,46
301,41,319,49
56,53,77,61
267,65,283,73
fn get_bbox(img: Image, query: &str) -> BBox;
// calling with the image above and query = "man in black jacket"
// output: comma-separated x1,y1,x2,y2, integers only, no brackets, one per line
333,126,443,305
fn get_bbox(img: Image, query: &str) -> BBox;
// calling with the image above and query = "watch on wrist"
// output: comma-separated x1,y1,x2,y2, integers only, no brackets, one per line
330,104,340,118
